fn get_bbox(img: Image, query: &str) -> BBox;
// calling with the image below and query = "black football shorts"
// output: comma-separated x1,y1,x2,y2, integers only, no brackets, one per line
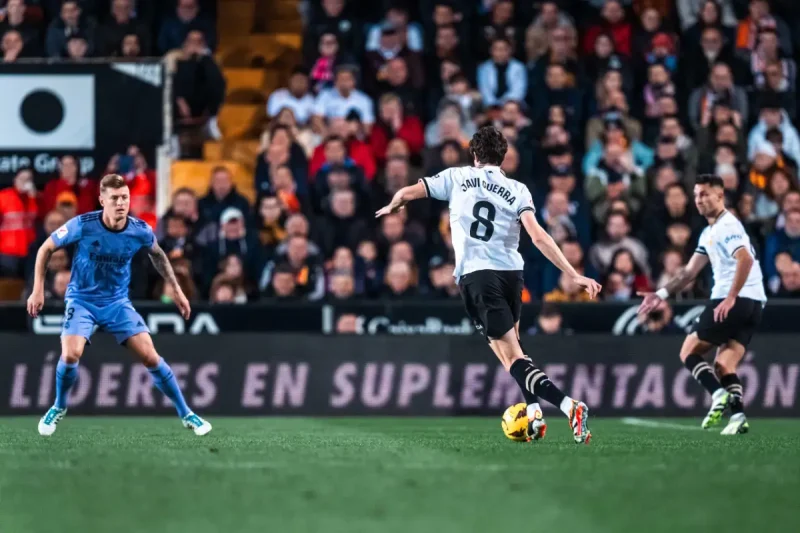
692,297,764,348
458,269,524,340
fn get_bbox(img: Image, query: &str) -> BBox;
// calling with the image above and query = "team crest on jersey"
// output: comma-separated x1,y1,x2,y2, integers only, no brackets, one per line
55,225,68,239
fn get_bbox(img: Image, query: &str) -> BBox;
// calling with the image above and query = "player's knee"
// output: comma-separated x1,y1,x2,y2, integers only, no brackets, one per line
61,352,82,365
139,351,161,368
714,359,736,376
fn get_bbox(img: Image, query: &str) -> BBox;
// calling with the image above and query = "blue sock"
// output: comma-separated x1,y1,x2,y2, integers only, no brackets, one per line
54,359,79,409
148,358,191,418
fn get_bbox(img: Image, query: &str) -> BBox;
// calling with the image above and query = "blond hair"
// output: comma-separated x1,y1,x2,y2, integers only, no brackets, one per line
100,173,126,192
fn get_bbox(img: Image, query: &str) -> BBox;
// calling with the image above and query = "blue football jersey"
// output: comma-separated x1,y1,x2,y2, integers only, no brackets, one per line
51,211,155,305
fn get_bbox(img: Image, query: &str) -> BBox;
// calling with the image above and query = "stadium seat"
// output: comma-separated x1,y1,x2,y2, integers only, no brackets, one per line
217,0,256,38
0,278,25,302
171,161,256,204
217,104,266,140
223,68,283,104
203,140,261,169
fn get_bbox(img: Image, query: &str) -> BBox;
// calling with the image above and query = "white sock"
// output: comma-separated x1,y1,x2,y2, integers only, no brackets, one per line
712,388,727,402
559,397,574,417
526,403,542,419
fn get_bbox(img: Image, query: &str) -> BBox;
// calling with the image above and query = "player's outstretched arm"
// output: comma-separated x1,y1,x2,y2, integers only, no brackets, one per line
148,242,191,319
26,237,57,318
638,252,710,314
520,211,602,299
375,182,427,217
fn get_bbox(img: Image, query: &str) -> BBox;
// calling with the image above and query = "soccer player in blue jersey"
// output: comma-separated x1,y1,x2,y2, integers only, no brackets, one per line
27,174,212,436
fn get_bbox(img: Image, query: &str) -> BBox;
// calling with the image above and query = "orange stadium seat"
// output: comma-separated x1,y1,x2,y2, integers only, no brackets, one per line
0,278,25,302
217,104,266,140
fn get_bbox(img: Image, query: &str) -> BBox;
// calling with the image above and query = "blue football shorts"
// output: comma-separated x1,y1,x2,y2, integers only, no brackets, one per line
62,298,150,344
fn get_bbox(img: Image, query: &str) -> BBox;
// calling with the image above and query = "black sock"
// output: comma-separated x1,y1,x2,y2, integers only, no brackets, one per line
519,355,539,405
509,358,566,409
684,354,723,395
720,373,744,414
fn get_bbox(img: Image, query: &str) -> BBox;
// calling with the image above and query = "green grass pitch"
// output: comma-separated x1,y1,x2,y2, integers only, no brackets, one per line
1,417,799,533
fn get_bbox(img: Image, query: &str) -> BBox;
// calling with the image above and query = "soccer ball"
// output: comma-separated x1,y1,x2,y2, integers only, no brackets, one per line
501,403,529,441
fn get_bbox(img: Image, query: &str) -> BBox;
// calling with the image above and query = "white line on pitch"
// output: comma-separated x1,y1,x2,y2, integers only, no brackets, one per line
621,418,703,431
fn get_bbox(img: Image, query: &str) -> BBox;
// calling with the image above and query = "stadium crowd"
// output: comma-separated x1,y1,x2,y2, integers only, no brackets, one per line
3,0,800,311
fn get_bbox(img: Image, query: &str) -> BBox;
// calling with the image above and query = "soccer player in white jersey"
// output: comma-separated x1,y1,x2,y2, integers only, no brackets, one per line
639,174,766,435
376,126,602,444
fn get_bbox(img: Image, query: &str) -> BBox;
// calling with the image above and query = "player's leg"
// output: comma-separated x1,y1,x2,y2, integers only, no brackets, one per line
716,342,749,435
124,332,212,436
515,323,546,440
490,328,590,444
679,332,729,429
39,301,95,436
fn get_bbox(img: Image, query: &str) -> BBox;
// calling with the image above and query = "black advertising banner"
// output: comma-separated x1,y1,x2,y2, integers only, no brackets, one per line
2,300,800,335
1,334,797,417
0,61,163,185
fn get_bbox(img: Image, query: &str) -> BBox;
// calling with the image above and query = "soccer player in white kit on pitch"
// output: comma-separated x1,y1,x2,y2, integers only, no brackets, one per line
639,174,767,435
376,126,602,444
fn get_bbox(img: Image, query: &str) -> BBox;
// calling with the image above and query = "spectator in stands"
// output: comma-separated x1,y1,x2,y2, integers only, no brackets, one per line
428,23,468,85
198,167,251,226
754,168,798,221
369,93,424,167
427,256,458,299
589,211,649,275
1,28,26,61
268,68,315,126
747,93,800,163
65,33,89,59
383,260,417,300
0,169,38,277
173,29,225,140
312,65,375,134
532,63,582,132
260,263,298,301
477,0,518,59
542,239,589,294
748,28,796,91
643,63,675,120
318,189,369,257
120,32,141,57
40,155,96,215
256,194,287,249
583,0,632,57
424,101,474,150
157,187,214,247
209,254,249,303
545,269,594,303
205,206,260,290
97,0,150,56
256,124,310,197
765,208,800,293
0,0,40,54
735,0,792,58
608,248,652,293
158,213,196,264
260,235,325,301
158,0,215,54
528,303,571,335
363,21,424,97
583,32,633,92
688,62,749,132
326,269,356,301
365,4,422,52
303,0,360,65
678,0,738,31
683,25,735,94
540,189,589,246
477,37,527,109
25,209,65,280
585,139,647,223
309,134,368,193
50,269,70,301
45,0,94,58
307,32,354,95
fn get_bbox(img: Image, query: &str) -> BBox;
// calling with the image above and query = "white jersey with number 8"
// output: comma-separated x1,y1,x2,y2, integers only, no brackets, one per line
420,165,534,281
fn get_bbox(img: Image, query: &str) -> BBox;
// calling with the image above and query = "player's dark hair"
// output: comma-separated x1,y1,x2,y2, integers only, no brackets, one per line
696,173,725,188
100,174,126,192
468,126,508,166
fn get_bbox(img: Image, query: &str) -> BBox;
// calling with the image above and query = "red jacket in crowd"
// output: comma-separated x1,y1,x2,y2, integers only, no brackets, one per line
0,188,38,258
583,22,632,57
309,138,377,181
369,116,425,167
40,176,98,216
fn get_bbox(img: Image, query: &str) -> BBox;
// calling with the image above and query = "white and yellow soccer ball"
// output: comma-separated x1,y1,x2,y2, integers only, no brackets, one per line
501,403,528,441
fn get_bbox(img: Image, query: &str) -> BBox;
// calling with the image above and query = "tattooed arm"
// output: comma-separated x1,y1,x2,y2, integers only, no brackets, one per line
148,242,191,319
638,252,709,314
26,237,57,317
